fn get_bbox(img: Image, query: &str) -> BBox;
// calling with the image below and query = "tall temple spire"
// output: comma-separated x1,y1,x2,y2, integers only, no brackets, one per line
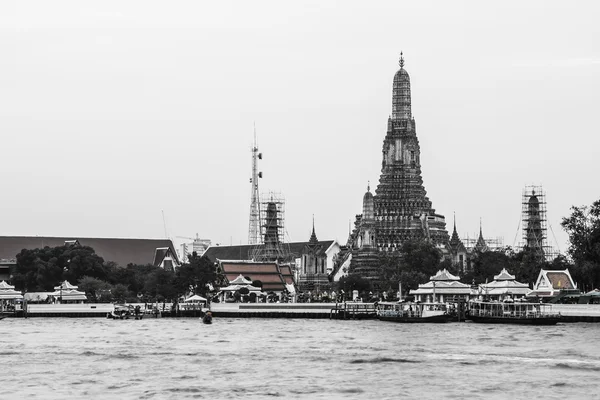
449,212,462,249
453,212,457,232
309,215,318,244
474,217,489,252
392,52,411,121
349,54,448,282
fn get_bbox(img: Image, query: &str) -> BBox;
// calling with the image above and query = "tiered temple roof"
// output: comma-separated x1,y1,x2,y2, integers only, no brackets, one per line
349,54,449,282
373,54,449,251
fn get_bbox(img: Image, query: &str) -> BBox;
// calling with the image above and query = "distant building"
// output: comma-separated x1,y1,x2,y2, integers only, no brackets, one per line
445,216,469,274
203,239,341,278
153,247,181,272
297,222,330,293
217,261,295,295
0,236,180,270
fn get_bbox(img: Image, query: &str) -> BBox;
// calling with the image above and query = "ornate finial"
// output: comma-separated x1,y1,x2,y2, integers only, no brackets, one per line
367,181,370,192
399,51,405,68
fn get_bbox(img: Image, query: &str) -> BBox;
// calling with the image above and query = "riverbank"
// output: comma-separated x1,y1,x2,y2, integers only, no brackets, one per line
6,302,600,322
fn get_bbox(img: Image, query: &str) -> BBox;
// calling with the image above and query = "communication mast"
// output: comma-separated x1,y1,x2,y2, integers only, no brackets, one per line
248,128,263,245
519,185,557,261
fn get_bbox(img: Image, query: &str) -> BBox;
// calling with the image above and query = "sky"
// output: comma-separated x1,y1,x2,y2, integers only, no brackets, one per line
1,1,599,254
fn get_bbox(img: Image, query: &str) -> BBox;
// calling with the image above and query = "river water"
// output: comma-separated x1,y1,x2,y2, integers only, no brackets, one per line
1,317,599,399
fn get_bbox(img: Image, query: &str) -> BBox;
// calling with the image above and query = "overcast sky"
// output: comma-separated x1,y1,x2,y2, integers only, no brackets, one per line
1,1,598,254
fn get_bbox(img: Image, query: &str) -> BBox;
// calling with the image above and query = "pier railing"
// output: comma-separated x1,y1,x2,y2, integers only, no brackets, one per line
330,302,377,320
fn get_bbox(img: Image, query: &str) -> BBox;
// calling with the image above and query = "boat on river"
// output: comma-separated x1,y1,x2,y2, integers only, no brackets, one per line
202,311,213,324
467,299,561,325
376,302,453,323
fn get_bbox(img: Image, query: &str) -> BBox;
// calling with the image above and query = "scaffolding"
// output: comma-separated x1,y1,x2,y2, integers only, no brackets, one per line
518,185,558,262
462,236,505,252
248,131,263,245
251,192,290,262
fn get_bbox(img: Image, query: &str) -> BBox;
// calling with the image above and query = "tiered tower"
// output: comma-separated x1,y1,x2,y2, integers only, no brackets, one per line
349,54,448,282
520,185,557,261
373,53,448,251
251,192,289,262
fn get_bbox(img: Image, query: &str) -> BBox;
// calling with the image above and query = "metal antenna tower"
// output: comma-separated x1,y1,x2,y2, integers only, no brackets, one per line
248,125,263,244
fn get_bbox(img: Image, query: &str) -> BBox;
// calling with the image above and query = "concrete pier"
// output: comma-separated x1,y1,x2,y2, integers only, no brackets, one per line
24,304,114,317
209,302,377,319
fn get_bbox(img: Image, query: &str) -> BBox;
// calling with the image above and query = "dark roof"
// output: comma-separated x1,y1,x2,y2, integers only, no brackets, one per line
204,240,335,264
220,262,288,292
279,265,294,285
0,236,177,267
152,247,180,268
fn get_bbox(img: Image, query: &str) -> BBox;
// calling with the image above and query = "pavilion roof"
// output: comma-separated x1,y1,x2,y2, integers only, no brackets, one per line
0,280,15,290
430,269,460,281
494,268,516,281
0,281,23,299
54,280,79,290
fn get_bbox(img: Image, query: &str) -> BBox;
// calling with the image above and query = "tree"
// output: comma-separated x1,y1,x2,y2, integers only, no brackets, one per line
111,284,131,304
463,251,517,285
11,245,106,292
336,274,371,299
174,253,218,297
377,241,444,296
561,200,600,290
62,245,106,283
78,276,112,303
144,267,177,302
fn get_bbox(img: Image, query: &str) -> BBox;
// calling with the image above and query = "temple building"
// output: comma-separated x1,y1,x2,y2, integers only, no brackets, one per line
446,215,469,274
527,269,578,301
410,269,472,303
479,268,530,300
297,221,330,293
348,54,449,281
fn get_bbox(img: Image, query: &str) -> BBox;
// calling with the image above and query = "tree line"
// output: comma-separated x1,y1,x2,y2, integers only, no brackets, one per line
11,246,218,304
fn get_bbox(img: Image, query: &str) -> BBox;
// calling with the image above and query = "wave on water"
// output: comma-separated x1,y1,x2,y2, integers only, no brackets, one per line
554,362,600,372
104,353,139,360
337,387,365,394
80,350,101,356
175,375,198,381
350,357,420,364
165,387,202,393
